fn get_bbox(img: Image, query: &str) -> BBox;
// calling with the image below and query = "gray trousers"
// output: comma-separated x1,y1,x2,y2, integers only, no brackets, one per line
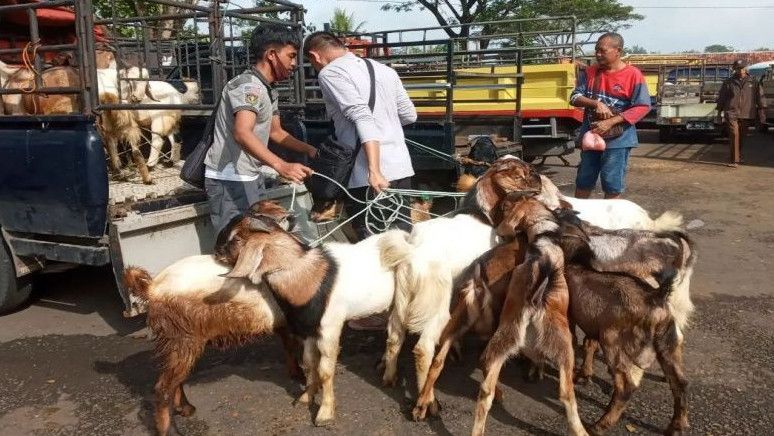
205,177,266,235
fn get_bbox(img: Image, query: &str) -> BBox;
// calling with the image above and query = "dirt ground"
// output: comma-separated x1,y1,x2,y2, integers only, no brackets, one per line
1,130,773,436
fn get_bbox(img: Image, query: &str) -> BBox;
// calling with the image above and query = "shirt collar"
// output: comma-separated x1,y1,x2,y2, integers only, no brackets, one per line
248,66,274,89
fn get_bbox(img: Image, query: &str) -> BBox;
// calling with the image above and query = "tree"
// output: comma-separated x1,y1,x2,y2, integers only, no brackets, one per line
754,47,772,52
704,44,733,53
626,45,648,55
381,0,643,41
330,8,366,33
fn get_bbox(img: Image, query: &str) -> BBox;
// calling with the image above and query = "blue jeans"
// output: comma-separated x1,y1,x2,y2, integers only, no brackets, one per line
575,147,632,194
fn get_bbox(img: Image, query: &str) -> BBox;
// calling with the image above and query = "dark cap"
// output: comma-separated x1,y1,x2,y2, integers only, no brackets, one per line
732,60,747,70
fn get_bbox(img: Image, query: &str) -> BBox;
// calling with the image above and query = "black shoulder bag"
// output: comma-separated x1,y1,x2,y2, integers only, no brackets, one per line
306,58,376,202
180,79,276,189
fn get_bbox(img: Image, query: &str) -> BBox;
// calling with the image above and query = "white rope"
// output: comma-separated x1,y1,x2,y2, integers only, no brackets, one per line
305,171,467,247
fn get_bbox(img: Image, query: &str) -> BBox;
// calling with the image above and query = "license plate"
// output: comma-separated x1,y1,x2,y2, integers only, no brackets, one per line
686,122,712,130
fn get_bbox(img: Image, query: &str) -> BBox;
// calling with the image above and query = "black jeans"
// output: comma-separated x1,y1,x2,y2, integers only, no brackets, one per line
344,176,413,241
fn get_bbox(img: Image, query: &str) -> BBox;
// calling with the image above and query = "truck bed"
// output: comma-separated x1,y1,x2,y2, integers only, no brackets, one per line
108,164,192,205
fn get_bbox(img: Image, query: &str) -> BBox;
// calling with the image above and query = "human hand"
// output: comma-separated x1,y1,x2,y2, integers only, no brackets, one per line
306,146,318,159
592,118,616,136
368,171,390,193
277,162,313,183
595,101,614,119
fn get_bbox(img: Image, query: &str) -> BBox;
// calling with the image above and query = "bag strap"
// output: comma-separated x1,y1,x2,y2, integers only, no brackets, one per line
591,67,602,100
364,58,376,112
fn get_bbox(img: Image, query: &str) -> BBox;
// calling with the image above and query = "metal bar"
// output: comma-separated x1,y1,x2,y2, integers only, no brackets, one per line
209,0,225,102
145,0,211,13
356,16,576,37
75,0,93,115
96,103,217,110
230,5,297,14
0,87,83,95
0,44,78,55
94,12,204,25
221,10,301,26
27,8,44,91
0,0,74,12
514,24,524,145
445,40,454,125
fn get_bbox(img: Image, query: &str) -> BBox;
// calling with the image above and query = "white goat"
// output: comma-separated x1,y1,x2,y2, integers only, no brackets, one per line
537,175,684,232
223,213,405,427
121,66,201,168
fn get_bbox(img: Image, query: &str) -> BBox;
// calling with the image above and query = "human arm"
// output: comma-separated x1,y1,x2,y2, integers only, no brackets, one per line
233,111,312,183
570,67,614,119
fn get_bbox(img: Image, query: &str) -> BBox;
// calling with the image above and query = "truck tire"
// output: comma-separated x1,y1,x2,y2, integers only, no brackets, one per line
0,237,32,314
658,126,672,143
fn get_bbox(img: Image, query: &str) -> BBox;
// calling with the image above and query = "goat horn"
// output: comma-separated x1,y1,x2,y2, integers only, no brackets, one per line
246,217,275,233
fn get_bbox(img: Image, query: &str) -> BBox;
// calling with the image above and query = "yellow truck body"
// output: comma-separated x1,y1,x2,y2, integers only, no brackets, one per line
402,63,582,121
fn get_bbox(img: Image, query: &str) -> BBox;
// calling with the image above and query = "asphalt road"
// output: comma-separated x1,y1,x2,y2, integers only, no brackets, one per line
1,130,773,435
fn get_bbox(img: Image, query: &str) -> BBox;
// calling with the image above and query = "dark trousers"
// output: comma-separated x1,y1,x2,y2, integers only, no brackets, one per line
344,176,413,241
726,117,750,164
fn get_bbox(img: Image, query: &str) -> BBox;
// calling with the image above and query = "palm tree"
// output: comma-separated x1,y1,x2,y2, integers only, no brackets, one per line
330,7,366,33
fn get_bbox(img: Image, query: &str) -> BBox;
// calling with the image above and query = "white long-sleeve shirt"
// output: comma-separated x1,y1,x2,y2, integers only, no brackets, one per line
317,52,417,188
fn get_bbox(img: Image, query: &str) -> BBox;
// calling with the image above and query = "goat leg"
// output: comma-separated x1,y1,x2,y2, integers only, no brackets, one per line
543,319,588,436
154,344,201,436
173,385,195,417
313,332,341,427
413,299,472,421
471,335,511,436
575,338,599,385
129,145,153,185
276,327,305,384
590,368,638,435
656,324,689,435
381,310,406,388
295,337,320,405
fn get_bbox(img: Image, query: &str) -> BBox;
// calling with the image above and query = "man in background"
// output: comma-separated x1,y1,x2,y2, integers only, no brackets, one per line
570,32,650,199
716,60,767,167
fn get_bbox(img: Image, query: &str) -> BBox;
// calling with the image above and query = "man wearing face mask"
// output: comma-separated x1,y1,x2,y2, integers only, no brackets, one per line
716,60,767,167
204,24,316,234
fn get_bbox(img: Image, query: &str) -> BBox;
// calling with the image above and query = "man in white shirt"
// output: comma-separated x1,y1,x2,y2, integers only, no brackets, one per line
204,24,316,234
304,32,418,241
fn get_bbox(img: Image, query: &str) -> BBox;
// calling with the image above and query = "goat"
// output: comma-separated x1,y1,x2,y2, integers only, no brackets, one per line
538,175,683,232
496,197,690,435
122,66,201,168
2,64,33,115
377,156,543,415
470,208,586,436
123,256,303,436
96,60,149,183
21,66,80,115
222,207,406,427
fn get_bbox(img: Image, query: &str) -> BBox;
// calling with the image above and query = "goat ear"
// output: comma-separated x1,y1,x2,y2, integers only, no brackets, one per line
558,199,573,210
473,175,498,224
246,217,274,233
224,238,265,279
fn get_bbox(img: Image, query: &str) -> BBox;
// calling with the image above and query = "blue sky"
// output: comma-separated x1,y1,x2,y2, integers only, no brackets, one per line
299,0,774,53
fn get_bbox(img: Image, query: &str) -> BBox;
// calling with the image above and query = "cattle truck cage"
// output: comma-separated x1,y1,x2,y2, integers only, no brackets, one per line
303,17,586,174
0,0,306,114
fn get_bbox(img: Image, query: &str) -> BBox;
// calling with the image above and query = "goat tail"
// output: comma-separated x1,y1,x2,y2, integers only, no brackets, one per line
652,210,684,232
668,235,697,338
123,266,154,301
379,230,415,327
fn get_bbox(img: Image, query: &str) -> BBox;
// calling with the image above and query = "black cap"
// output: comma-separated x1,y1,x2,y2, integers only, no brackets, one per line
732,60,747,70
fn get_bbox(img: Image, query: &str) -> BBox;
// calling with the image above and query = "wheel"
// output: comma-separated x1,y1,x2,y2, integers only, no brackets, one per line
0,236,33,314
658,126,672,143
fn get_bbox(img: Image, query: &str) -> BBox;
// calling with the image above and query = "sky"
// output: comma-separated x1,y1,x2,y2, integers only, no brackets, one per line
298,0,774,54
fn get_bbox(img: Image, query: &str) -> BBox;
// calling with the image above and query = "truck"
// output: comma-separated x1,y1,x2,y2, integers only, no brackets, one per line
0,0,336,315
655,61,730,142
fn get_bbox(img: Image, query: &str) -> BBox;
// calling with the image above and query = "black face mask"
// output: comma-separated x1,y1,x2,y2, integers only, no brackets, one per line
268,51,293,82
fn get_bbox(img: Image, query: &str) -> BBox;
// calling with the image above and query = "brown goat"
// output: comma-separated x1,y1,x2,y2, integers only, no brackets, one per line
497,197,690,435
412,237,528,421
22,66,80,115
123,258,303,436
469,208,586,436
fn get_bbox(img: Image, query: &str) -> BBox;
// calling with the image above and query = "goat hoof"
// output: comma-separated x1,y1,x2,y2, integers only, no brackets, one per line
664,422,688,436
176,404,196,417
494,386,504,403
314,416,334,427
588,423,609,436
294,393,312,406
381,373,397,388
427,399,441,417
411,404,428,421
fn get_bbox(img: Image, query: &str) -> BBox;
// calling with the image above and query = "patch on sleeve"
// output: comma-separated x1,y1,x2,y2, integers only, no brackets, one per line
240,83,262,105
